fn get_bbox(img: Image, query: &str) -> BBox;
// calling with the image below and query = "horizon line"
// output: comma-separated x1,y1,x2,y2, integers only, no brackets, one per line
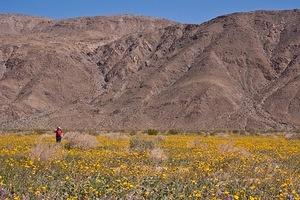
0,8,299,25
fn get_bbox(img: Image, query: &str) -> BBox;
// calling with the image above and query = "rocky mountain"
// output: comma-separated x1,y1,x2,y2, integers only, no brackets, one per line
0,10,299,131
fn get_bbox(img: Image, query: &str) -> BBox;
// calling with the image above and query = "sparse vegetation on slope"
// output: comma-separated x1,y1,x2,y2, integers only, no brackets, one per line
0,10,300,131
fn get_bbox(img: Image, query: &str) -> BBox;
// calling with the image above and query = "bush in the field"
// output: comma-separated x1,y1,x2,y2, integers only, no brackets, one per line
32,129,48,135
167,129,180,135
64,132,99,150
30,143,64,161
218,142,250,157
129,136,155,152
146,129,159,135
104,132,130,140
153,135,166,143
150,147,167,164
284,133,300,140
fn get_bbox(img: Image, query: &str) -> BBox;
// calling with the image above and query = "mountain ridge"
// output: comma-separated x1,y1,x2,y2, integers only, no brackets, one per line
0,10,299,131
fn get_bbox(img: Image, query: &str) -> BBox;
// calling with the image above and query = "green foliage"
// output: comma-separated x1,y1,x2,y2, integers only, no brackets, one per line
167,129,180,135
129,130,137,136
129,136,156,152
32,129,49,135
146,129,159,135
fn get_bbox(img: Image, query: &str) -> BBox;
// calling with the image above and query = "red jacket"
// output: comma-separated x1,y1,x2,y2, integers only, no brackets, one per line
55,129,63,138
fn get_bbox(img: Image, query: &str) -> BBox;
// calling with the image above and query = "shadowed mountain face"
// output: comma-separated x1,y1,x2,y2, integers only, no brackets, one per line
0,10,299,131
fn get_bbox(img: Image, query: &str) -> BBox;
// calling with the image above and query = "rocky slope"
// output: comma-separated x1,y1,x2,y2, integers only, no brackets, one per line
0,10,299,131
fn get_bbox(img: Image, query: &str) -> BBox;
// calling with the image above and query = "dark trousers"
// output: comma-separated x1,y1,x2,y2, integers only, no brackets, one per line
56,137,62,143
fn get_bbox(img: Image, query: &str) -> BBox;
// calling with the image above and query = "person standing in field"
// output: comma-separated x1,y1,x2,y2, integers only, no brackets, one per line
55,127,64,143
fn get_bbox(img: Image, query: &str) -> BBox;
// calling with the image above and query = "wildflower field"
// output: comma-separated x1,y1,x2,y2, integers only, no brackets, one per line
0,132,299,199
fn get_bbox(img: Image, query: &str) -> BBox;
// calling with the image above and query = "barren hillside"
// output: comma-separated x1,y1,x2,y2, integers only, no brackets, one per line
0,10,299,131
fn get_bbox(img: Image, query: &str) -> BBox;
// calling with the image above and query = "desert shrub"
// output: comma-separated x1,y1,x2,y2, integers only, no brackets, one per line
232,130,240,134
146,129,159,135
129,130,137,136
104,132,130,140
167,129,180,135
129,136,155,152
209,131,216,135
32,129,48,135
212,129,226,134
149,147,167,164
84,129,98,136
219,143,250,157
215,132,230,137
195,130,206,135
30,143,64,161
64,132,99,150
245,129,256,135
153,135,166,143
284,133,300,140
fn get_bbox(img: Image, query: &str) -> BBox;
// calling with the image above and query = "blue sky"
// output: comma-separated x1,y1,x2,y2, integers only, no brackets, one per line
1,0,300,24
